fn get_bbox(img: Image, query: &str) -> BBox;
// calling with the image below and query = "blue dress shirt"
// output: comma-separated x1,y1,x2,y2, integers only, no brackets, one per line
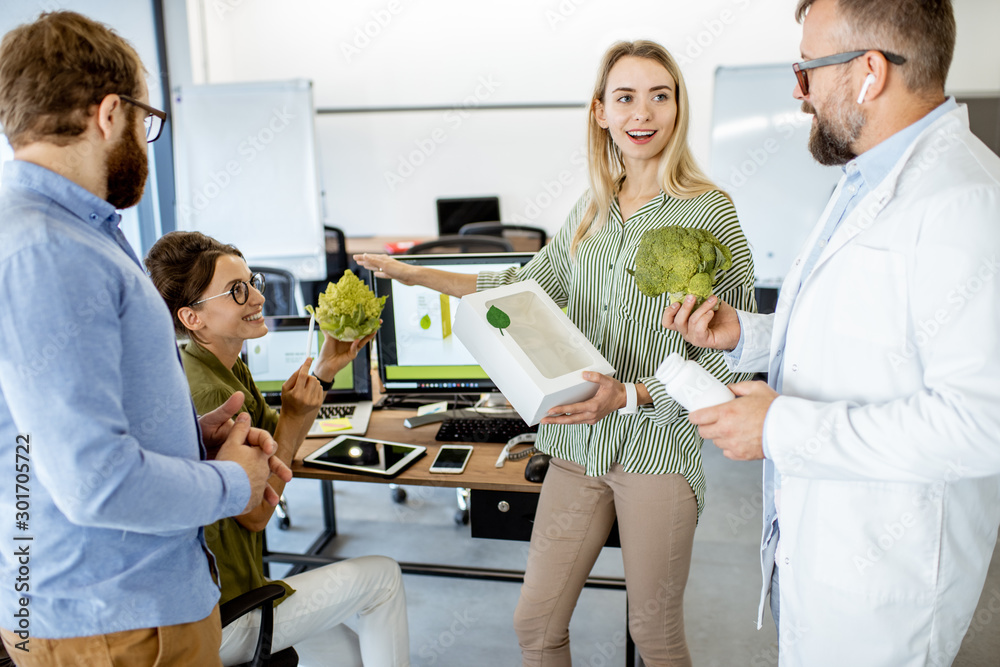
0,161,250,638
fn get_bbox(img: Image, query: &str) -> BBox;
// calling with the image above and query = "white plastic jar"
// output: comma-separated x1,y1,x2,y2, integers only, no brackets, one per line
655,352,736,411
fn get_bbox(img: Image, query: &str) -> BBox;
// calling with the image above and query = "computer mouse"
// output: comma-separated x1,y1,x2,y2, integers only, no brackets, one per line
524,453,552,483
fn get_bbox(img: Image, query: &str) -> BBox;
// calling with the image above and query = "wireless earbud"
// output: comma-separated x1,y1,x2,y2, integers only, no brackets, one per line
857,74,876,104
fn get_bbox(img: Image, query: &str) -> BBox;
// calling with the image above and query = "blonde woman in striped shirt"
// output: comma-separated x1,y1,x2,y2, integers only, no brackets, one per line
356,40,756,667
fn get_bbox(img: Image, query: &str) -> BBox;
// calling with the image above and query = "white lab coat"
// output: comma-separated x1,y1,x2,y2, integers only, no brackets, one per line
731,104,1000,666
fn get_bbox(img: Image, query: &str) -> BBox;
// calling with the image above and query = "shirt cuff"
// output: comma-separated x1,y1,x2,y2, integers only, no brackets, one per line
205,459,252,519
722,311,748,368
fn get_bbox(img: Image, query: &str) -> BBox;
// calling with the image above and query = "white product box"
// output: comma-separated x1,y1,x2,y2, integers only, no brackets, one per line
453,279,616,426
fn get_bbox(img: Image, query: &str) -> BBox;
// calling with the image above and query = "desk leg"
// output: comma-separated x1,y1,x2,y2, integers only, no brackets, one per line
321,479,337,536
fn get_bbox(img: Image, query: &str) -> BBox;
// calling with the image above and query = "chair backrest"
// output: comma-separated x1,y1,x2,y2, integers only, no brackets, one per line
324,225,349,281
404,234,514,255
457,222,547,251
250,266,302,316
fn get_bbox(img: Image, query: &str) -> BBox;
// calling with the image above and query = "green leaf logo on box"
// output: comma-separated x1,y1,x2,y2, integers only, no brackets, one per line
487,305,510,336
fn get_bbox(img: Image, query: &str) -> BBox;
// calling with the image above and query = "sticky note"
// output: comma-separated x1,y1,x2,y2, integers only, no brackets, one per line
319,418,353,432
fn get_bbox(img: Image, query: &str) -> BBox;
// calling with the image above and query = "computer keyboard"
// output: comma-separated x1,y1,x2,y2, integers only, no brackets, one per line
317,404,356,419
435,417,538,443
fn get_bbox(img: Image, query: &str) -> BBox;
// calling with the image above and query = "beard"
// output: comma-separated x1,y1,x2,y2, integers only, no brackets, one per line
803,96,866,166
105,118,149,209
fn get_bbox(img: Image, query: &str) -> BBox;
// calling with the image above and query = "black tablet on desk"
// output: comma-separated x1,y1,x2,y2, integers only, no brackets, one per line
303,435,426,478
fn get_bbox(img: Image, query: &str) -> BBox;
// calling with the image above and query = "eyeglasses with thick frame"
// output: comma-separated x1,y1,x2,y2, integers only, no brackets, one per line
118,94,167,143
190,273,266,307
792,50,906,96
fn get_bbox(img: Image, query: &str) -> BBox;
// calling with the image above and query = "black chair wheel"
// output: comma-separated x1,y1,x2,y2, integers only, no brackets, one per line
278,515,291,530
391,487,407,504
454,508,470,525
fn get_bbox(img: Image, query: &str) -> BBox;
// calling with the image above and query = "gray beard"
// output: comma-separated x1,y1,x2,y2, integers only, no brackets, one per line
808,101,866,166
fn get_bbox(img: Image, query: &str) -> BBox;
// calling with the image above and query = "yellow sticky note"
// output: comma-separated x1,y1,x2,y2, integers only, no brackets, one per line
319,418,352,432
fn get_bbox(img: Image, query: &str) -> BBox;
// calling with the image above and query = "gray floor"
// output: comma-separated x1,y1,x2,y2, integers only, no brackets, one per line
266,443,1000,666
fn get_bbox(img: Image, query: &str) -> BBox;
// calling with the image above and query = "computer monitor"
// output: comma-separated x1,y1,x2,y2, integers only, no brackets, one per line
436,196,501,235
373,252,535,401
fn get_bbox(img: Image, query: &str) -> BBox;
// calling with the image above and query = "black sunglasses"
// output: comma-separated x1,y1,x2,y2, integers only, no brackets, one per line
119,94,168,143
792,50,906,96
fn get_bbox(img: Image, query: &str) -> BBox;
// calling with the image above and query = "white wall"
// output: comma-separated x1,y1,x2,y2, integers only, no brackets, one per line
181,0,999,240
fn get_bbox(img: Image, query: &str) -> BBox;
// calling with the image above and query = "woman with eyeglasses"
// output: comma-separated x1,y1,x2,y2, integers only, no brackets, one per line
145,231,409,667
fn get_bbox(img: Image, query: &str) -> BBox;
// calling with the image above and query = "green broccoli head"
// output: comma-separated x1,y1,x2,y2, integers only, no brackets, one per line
630,226,733,305
305,270,386,341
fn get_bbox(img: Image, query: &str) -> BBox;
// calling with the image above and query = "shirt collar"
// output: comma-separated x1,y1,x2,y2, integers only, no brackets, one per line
2,159,120,229
848,97,958,188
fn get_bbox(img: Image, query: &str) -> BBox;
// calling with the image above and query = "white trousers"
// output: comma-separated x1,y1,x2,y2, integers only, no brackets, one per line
219,555,410,667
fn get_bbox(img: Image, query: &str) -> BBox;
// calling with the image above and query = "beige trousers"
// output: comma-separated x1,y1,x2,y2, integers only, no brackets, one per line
514,457,697,667
0,606,222,667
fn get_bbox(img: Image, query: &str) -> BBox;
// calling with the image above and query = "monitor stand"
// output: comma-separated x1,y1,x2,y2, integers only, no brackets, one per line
480,393,508,408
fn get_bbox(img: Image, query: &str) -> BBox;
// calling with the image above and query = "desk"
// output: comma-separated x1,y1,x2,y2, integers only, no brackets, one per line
267,404,636,665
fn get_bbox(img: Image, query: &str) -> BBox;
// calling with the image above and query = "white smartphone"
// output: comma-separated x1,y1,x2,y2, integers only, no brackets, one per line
429,445,473,474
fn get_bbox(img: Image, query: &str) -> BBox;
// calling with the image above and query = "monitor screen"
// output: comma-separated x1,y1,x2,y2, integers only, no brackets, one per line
374,253,534,396
243,316,371,402
435,196,500,235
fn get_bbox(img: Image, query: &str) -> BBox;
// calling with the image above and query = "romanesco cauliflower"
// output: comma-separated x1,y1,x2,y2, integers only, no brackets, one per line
628,226,733,305
305,270,386,341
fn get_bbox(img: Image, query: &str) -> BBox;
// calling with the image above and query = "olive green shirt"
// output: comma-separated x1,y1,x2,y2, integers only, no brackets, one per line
477,190,757,518
180,340,293,606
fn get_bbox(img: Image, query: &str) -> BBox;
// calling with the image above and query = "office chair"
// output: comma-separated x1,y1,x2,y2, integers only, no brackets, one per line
405,234,514,255
220,583,298,667
458,222,547,251
250,266,303,318
303,225,351,308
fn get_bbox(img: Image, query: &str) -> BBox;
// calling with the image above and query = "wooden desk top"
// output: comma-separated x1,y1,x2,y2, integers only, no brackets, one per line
292,406,541,494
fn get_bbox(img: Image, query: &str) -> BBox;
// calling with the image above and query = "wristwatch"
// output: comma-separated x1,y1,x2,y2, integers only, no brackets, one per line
617,383,638,415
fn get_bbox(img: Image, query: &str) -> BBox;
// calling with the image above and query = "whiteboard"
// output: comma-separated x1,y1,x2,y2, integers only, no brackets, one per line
709,65,842,287
172,79,325,279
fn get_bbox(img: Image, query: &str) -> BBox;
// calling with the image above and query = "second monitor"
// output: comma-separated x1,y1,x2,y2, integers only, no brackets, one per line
374,252,534,400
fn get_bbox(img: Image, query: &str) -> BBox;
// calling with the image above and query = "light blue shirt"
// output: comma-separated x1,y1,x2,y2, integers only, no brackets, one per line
0,161,250,638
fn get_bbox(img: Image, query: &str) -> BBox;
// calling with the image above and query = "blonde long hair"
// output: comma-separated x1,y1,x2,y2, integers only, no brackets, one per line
570,40,723,257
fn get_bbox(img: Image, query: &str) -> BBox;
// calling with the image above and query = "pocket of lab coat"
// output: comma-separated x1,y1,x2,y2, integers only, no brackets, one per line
789,478,941,601
830,245,907,348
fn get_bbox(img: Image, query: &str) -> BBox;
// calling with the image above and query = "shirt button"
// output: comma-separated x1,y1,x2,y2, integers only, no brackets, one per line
847,185,857,194
89,213,98,221
784,557,790,565
818,240,827,248
775,349,783,357
603,305,607,310
791,364,798,372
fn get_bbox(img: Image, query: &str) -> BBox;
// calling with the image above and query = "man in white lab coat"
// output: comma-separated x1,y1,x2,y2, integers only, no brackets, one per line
663,0,1000,664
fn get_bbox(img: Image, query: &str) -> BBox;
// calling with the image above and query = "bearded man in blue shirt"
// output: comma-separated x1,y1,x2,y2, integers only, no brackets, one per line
0,11,291,666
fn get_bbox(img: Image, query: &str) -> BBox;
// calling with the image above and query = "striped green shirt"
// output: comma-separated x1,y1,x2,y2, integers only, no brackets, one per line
477,189,756,517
